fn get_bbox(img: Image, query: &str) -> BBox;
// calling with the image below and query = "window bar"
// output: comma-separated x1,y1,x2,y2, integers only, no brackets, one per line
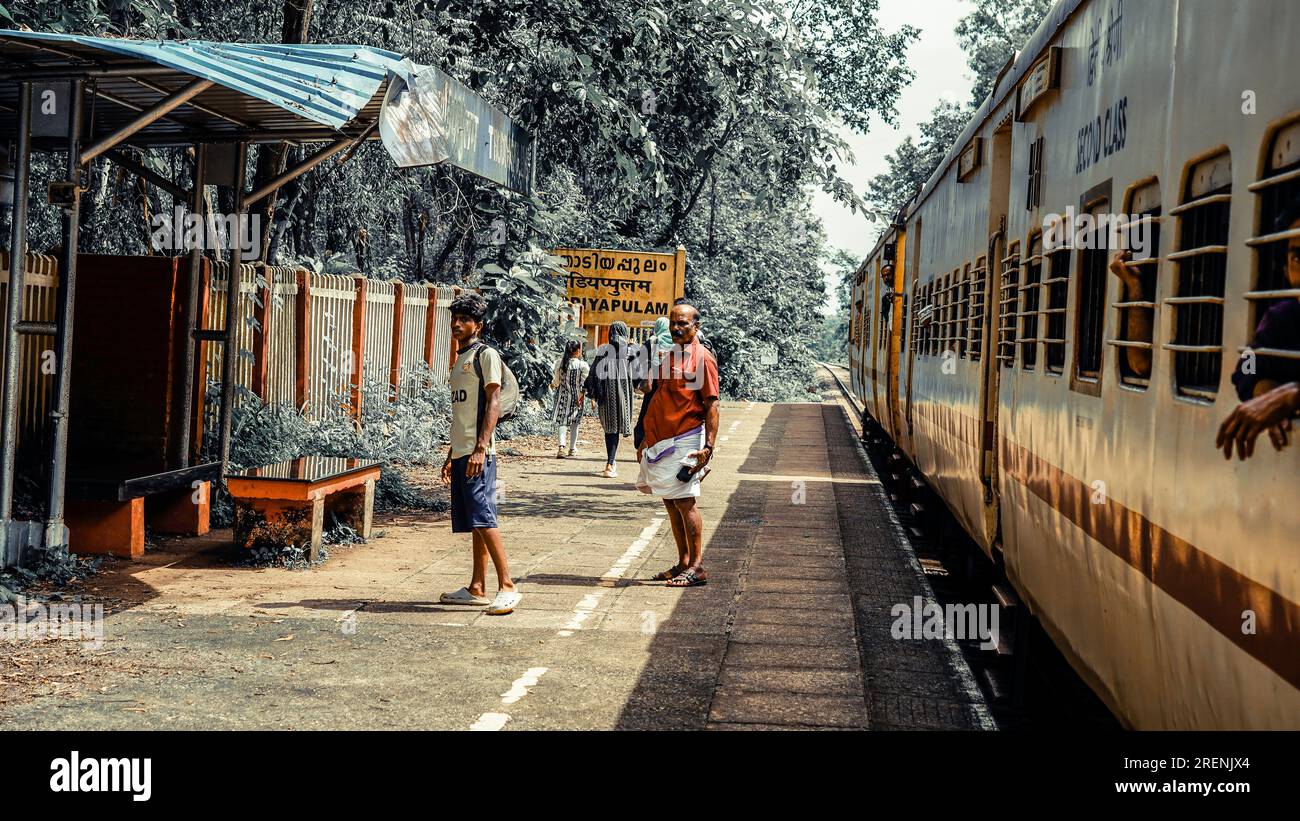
1167,193,1233,216
1246,166,1300,192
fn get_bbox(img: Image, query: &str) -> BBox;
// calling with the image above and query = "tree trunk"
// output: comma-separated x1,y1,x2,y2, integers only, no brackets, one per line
654,115,736,246
248,0,314,262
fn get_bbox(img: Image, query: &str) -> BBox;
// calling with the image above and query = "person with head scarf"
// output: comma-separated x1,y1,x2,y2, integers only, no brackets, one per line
649,316,673,367
550,339,589,458
589,321,638,477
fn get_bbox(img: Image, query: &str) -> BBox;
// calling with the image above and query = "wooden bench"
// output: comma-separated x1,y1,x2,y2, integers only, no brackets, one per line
225,456,381,561
65,461,220,559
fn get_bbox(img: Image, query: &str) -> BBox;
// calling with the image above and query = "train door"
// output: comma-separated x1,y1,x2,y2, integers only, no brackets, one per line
886,234,905,439
979,122,1014,540
903,219,921,441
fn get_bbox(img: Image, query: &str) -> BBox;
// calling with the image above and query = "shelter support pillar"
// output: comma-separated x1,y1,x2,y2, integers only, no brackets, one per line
175,143,205,468
42,79,86,552
0,81,31,566
215,141,248,473
188,260,213,464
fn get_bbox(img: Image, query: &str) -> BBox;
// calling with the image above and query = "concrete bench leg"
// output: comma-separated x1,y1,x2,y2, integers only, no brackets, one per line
146,482,211,536
65,498,145,559
233,496,325,562
325,477,375,539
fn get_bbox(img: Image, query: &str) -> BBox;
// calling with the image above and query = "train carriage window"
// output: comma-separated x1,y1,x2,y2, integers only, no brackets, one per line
915,282,925,355
1244,121,1300,388
933,275,943,355
1168,151,1232,401
921,280,930,356
1027,137,1045,210
934,275,944,355
969,256,987,361
900,287,910,358
1044,245,1071,374
940,274,949,356
1020,233,1043,369
1111,180,1161,387
1074,199,1110,383
936,277,943,357
949,270,961,355
998,241,1021,368
925,280,935,353
958,264,970,358
878,271,890,354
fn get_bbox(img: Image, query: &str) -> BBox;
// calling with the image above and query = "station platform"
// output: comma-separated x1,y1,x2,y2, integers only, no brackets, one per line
0,378,992,730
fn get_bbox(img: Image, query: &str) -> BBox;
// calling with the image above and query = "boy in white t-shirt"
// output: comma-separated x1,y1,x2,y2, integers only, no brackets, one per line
438,293,520,615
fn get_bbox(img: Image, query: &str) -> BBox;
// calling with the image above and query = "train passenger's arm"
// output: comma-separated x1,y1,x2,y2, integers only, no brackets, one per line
1216,381,1300,461
1109,250,1153,379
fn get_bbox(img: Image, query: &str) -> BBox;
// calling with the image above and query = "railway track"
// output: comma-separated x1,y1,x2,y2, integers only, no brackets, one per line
821,364,1120,730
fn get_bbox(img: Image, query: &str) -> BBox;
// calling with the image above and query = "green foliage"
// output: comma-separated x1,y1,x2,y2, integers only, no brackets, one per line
223,368,453,473
14,0,921,405
867,0,1051,215
6,0,190,37
812,248,857,364
868,98,971,215
786,0,919,133
478,246,582,401
679,173,828,400
955,0,1056,107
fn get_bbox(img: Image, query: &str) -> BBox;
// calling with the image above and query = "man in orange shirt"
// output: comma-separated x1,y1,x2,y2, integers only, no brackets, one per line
636,303,720,587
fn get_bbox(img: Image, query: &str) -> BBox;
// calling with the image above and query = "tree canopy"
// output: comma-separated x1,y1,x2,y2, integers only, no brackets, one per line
3,0,921,399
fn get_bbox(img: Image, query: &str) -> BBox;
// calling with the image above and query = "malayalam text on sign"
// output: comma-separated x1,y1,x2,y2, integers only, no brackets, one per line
555,247,685,327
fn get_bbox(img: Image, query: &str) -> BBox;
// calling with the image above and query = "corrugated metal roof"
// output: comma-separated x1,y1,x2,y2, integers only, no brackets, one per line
0,30,403,131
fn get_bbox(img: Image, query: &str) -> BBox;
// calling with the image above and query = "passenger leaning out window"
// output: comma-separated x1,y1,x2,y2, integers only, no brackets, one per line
1108,248,1154,380
1220,197,1300,459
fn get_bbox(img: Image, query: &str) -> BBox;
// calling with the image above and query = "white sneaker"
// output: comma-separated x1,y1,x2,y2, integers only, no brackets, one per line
440,587,490,606
485,589,522,615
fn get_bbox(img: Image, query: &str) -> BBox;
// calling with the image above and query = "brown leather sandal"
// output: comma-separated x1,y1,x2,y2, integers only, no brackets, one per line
651,564,684,581
666,567,708,587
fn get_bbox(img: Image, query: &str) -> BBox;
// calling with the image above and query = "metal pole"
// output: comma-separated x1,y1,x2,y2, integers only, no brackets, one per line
104,148,189,201
216,141,247,472
43,79,85,551
79,78,214,164
175,143,205,468
243,130,365,208
0,82,31,564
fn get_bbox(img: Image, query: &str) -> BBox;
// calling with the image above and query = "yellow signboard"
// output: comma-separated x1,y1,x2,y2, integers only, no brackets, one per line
554,246,686,327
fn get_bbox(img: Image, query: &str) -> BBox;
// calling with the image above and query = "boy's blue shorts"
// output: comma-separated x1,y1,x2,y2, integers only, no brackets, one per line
450,455,499,533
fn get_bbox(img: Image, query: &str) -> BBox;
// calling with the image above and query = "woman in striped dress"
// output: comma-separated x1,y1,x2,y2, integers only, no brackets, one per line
591,321,637,477
550,340,589,458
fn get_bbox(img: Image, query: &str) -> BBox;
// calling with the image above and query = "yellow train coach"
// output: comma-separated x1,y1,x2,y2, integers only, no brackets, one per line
849,0,1299,729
